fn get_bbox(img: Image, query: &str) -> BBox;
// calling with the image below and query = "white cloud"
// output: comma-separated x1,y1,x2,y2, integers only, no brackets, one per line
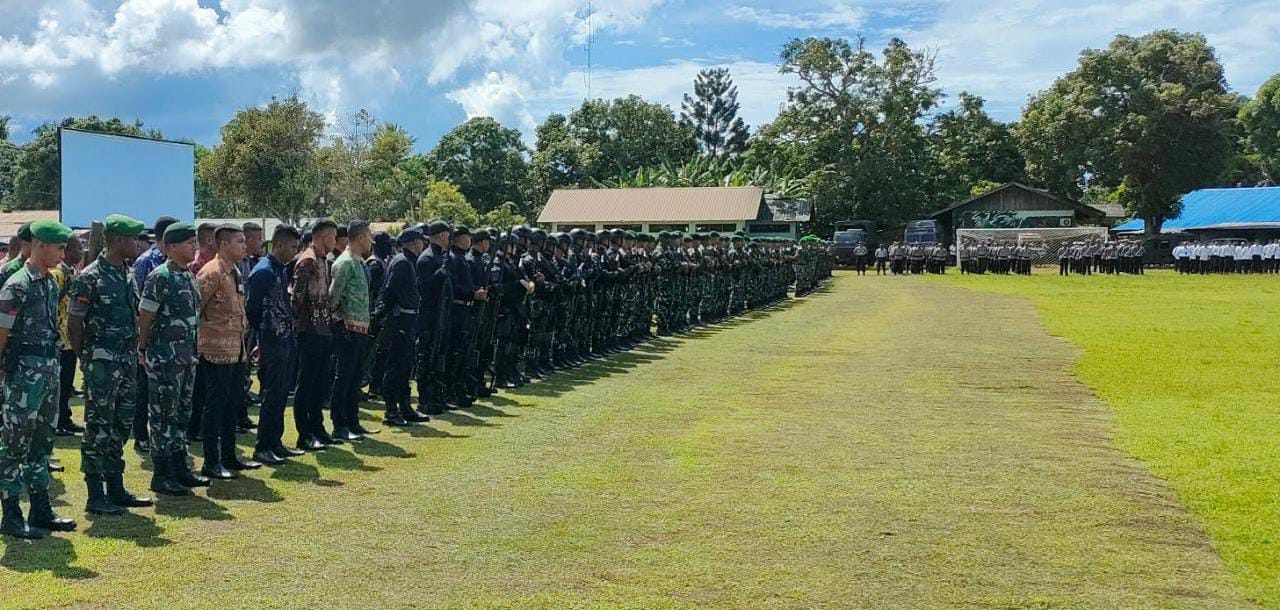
728,2,867,30
446,71,538,134
895,0,1280,119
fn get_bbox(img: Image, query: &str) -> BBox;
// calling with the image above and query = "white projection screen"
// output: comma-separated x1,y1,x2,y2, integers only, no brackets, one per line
59,128,194,228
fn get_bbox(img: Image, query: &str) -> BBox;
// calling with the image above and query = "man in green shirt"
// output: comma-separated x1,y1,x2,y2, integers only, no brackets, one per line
68,214,153,515
0,219,77,539
328,220,375,442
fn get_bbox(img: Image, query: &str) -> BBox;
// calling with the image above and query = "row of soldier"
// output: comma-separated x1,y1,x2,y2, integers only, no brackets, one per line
0,214,831,539
1056,240,1146,276
1173,241,1280,274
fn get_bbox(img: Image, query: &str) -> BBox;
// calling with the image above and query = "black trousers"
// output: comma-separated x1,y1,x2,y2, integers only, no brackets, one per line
294,332,333,439
199,359,245,466
329,327,369,431
255,333,295,452
381,314,417,415
189,361,206,437
58,349,77,426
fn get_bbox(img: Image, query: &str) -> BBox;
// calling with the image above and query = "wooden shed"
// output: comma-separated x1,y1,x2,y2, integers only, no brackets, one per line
928,182,1107,243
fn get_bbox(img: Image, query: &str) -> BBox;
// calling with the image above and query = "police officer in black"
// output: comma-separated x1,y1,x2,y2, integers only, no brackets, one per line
374,227,430,426
443,226,486,408
416,221,452,416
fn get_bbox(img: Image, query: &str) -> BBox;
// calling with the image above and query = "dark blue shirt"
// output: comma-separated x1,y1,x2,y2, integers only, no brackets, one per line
246,255,293,340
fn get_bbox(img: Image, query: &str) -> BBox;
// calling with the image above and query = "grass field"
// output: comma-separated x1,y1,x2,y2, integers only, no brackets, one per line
931,269,1280,608
0,271,1263,609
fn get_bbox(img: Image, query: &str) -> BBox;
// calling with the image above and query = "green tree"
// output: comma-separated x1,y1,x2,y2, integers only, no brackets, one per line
680,68,750,159
193,143,237,217
425,117,528,214
1018,31,1238,238
1239,73,1280,183
750,37,941,233
929,93,1025,202
479,201,527,229
418,179,479,226
526,113,600,208
0,117,17,210
12,116,156,210
199,96,326,222
567,95,696,181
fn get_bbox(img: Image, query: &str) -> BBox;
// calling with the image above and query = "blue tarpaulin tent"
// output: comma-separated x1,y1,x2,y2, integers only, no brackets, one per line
1112,187,1280,234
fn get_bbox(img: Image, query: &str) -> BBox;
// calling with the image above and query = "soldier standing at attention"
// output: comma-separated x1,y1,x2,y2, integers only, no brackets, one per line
195,224,260,480
328,220,375,442
0,219,79,539
68,215,153,516
130,216,177,454
0,223,33,288
291,219,339,451
376,228,430,426
138,222,209,497
246,224,305,466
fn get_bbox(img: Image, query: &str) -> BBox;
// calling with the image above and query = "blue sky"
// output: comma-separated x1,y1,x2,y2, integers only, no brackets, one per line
2,0,1278,151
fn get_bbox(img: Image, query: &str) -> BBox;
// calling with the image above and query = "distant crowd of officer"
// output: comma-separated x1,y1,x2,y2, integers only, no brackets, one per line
1173,240,1280,274
0,215,833,540
1055,240,1145,276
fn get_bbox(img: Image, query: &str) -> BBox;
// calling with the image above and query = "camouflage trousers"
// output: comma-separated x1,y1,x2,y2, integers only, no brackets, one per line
147,362,195,457
80,358,137,476
0,355,60,500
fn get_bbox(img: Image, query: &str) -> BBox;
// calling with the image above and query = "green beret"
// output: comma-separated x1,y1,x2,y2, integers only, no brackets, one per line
105,214,146,237
30,219,73,244
164,222,197,244
17,222,32,241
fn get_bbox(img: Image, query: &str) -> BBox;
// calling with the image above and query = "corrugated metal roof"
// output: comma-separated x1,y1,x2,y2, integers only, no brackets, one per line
0,210,59,239
538,187,765,223
1111,187,1280,233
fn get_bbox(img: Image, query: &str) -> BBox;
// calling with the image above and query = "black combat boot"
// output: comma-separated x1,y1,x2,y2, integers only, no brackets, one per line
172,454,211,487
1,496,46,539
28,491,77,532
84,474,126,515
106,472,154,508
150,452,192,496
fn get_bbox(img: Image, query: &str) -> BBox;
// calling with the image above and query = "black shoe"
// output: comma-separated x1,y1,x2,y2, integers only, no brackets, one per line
49,460,65,473
252,449,286,466
402,408,432,423
273,444,306,457
351,423,380,435
200,463,237,480
106,473,153,508
297,436,326,452
384,414,411,426
172,455,211,488
60,420,86,434
84,475,127,516
316,430,343,445
223,457,262,470
28,492,77,532
55,426,78,437
333,428,364,442
239,417,257,430
1,497,46,539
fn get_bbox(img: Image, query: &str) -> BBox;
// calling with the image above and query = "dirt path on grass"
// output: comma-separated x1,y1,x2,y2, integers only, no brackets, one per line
3,272,1254,609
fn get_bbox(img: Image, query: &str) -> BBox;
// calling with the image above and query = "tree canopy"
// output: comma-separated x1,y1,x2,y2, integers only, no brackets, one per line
681,68,750,159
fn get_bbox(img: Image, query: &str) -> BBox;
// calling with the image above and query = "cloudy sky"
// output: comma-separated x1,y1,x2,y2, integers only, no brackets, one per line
2,0,1277,150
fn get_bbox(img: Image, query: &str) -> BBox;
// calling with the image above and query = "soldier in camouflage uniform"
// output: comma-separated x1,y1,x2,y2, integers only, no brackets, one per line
138,222,210,497
0,219,77,539
68,215,154,516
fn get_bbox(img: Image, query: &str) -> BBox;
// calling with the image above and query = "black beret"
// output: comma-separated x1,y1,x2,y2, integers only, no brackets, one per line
452,225,471,237
426,221,451,236
335,225,348,238
372,231,393,246
154,216,179,237
472,230,489,242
